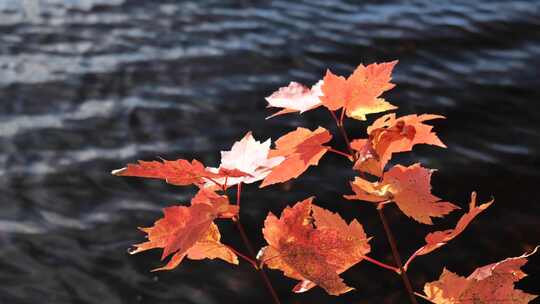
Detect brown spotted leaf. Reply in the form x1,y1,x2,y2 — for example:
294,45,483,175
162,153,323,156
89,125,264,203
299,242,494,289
258,197,371,296
423,247,538,303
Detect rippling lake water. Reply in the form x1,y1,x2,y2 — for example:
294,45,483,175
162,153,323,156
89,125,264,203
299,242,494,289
1,1,539,303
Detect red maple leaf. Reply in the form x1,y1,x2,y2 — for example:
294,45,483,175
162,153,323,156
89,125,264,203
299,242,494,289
129,193,239,271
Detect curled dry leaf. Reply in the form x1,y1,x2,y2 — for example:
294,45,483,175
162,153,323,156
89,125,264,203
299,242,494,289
206,132,284,187
344,163,459,224
129,191,239,271
265,80,324,118
405,192,493,269
258,197,371,296
351,113,446,177
423,246,538,304
260,127,332,187
415,192,492,256
321,61,398,120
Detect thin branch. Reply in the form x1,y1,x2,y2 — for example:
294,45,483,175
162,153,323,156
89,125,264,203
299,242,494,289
377,204,418,304
223,176,229,191
235,220,281,304
233,183,281,304
236,182,242,211
362,255,400,273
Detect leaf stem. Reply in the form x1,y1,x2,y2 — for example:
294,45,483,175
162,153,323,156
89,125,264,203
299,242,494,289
363,255,400,273
225,245,258,269
236,182,242,211
377,204,418,304
327,147,353,160
403,249,421,272
223,176,229,191
329,110,356,160
234,184,281,304
414,292,436,303
204,176,223,188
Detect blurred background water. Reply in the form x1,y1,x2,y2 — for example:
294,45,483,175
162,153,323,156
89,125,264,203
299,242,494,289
1,0,539,303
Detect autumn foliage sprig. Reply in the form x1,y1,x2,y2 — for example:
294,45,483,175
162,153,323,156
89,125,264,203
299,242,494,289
113,61,538,303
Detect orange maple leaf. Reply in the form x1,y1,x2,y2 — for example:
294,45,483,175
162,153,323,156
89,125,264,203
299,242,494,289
351,113,446,177
260,127,332,187
321,61,398,120
265,81,324,118
191,187,239,219
423,247,538,303
258,197,371,296
112,157,254,188
112,159,212,186
345,163,459,224
405,192,493,269
129,194,239,271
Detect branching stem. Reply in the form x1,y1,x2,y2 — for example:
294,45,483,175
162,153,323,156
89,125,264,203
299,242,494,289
329,110,356,160
204,176,223,188
225,245,258,269
234,183,281,304
377,204,418,304
403,249,421,272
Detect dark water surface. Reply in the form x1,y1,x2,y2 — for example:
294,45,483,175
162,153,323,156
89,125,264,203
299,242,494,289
1,0,539,303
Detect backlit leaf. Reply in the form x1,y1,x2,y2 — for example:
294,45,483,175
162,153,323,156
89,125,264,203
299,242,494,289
321,61,398,120
266,80,323,118
352,114,446,177
129,200,238,271
206,132,284,187
260,127,332,187
416,192,493,256
258,197,371,296
112,159,212,186
423,247,538,303
345,164,459,224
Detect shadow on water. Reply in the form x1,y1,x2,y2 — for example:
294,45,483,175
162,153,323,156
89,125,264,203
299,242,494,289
0,0,539,303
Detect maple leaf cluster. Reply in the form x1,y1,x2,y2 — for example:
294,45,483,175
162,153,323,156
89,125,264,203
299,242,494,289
113,61,537,303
